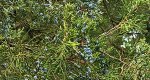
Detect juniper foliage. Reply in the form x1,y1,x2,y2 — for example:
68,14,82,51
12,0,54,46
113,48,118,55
0,0,150,80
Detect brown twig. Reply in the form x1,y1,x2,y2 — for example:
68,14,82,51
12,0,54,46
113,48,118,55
100,50,128,65
97,3,139,39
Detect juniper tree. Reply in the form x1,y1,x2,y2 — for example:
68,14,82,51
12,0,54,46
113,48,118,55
0,0,150,80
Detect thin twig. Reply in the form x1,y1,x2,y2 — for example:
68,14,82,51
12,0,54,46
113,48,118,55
100,50,128,65
97,4,138,39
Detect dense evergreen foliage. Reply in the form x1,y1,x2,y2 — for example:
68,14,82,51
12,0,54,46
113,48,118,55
0,0,150,80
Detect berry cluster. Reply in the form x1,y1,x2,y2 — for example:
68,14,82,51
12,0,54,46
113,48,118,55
98,53,109,74
24,59,48,80
68,67,92,80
